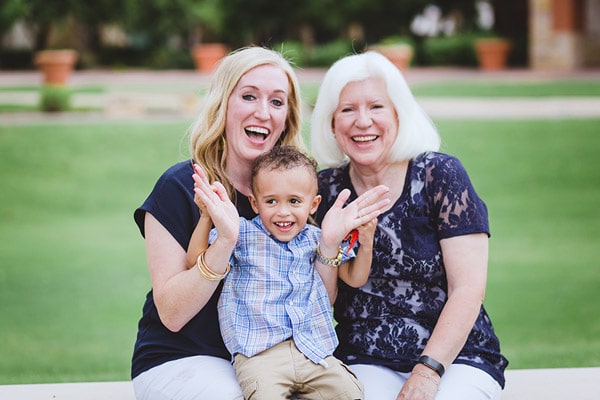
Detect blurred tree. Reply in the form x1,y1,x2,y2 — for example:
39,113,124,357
17,0,75,50
70,0,128,53
1,0,128,51
0,0,29,38
220,0,306,46
121,0,190,48
1,0,497,68
339,0,423,43
120,0,227,49
186,0,226,45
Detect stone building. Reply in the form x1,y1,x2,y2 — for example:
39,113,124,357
529,0,600,69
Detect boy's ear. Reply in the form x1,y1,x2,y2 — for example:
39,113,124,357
249,194,260,214
310,194,322,215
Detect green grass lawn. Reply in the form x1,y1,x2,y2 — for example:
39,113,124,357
0,121,187,384
437,119,600,369
0,118,599,384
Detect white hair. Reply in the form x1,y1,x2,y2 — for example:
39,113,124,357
310,51,441,168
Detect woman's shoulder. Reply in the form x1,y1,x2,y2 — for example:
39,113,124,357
159,160,194,182
134,160,196,242
150,160,195,195
414,151,460,167
412,151,468,178
317,164,349,184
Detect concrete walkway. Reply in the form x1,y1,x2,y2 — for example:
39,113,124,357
0,367,598,399
1,67,600,124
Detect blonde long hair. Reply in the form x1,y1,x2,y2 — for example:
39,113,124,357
189,46,305,199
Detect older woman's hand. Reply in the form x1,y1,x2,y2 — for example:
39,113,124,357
396,367,440,400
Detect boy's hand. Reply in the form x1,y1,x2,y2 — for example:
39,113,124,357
320,185,389,252
192,164,239,244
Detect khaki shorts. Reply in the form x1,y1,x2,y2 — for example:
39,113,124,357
233,340,364,400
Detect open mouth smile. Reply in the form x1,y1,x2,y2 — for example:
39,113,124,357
352,135,378,142
275,221,294,230
245,126,269,141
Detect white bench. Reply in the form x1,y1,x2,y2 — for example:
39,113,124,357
0,380,135,399
0,367,598,399
502,367,599,399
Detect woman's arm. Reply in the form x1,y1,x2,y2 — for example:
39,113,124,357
144,213,225,333
398,232,488,400
423,233,488,366
148,164,240,333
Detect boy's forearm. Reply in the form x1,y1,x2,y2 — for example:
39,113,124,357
314,260,338,305
340,247,372,288
186,214,212,267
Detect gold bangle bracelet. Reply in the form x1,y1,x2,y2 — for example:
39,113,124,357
315,243,343,267
196,250,230,281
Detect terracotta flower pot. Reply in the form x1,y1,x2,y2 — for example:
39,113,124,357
370,44,414,71
192,43,229,73
35,49,78,86
474,38,511,71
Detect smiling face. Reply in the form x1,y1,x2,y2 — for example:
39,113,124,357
332,77,399,168
249,166,321,242
225,64,290,168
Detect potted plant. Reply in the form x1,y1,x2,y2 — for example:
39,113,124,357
369,36,415,71
473,36,510,70
188,0,228,72
472,0,510,70
31,14,79,85
192,43,229,73
35,49,78,85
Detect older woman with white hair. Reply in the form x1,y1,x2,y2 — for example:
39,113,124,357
311,51,508,400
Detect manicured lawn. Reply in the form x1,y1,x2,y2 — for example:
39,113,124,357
437,119,600,369
0,118,598,383
0,121,186,383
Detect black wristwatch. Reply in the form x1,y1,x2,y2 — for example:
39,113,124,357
417,355,445,378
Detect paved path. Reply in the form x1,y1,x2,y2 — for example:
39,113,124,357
1,67,600,124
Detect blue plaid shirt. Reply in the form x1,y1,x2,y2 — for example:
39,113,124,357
211,216,351,365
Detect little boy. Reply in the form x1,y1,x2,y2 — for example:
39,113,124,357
188,146,389,399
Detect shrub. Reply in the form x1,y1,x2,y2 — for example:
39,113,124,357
306,39,355,67
272,41,308,67
149,48,195,70
422,33,481,67
272,39,355,67
39,85,71,112
378,35,416,47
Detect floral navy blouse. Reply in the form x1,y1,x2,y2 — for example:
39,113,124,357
316,152,508,388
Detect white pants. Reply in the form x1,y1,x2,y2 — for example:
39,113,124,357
349,363,502,400
132,355,244,400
